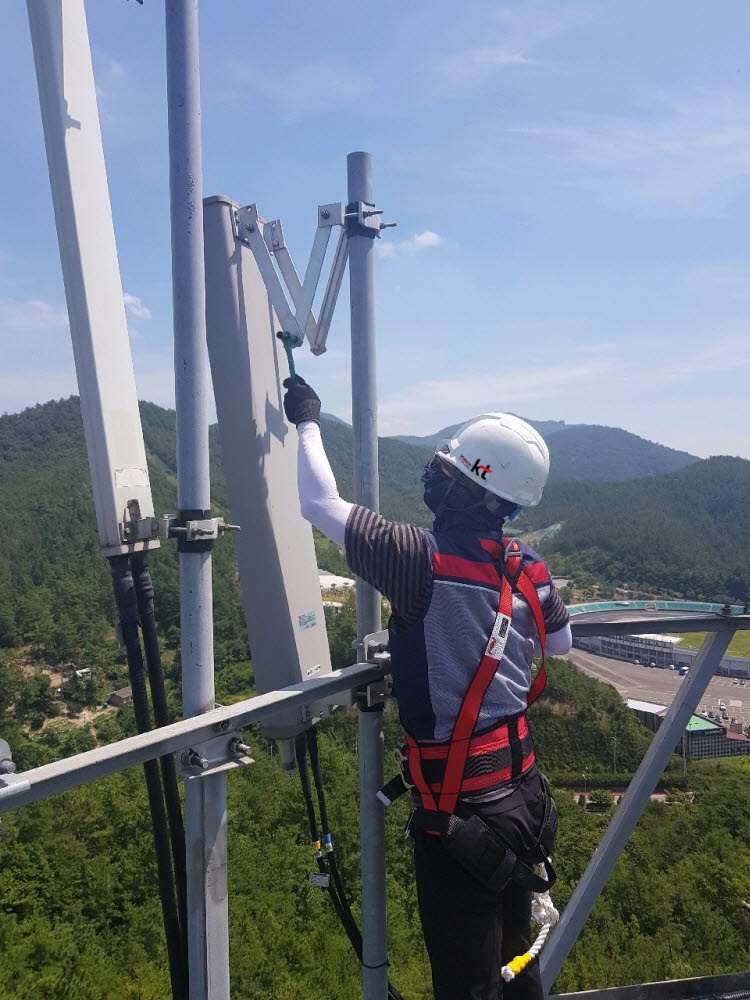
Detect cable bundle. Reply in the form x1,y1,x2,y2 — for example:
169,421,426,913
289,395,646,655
296,729,408,1000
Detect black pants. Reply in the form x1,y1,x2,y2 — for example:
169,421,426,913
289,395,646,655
413,769,546,1000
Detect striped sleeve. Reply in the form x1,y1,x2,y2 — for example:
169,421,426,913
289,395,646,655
541,584,570,634
345,505,432,625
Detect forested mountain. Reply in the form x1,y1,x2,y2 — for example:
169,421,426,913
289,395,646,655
392,419,698,482
0,395,746,668
523,456,750,603
546,425,698,481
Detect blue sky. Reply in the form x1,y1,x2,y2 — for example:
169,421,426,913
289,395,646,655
2,1,750,458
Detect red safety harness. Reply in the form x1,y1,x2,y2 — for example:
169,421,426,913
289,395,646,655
405,537,548,817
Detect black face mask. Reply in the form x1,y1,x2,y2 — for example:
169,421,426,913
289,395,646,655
422,456,474,513
421,455,520,534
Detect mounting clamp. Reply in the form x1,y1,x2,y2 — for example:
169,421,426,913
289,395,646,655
356,631,392,709
178,732,254,780
345,201,395,239
119,499,160,546
0,739,30,806
160,512,240,552
363,629,391,665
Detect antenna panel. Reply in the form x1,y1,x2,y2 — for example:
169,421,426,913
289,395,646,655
203,196,333,738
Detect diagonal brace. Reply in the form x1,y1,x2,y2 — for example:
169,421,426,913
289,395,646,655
540,626,737,994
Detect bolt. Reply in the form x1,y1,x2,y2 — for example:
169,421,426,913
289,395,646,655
245,223,255,232
229,738,252,756
273,239,280,247
0,760,17,775
183,749,209,770
320,209,330,219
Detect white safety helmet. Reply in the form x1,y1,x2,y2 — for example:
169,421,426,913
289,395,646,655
436,413,550,508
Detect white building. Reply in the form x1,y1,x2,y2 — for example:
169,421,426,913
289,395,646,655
318,572,355,590
574,632,750,679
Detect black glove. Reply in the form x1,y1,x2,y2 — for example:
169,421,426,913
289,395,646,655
283,374,321,426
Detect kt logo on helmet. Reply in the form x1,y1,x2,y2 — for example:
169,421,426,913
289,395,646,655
470,458,492,480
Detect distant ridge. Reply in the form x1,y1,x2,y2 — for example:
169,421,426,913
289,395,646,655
0,397,744,610
390,415,566,448
320,412,349,427
390,418,698,483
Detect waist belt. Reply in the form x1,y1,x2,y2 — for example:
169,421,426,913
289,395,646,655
377,715,534,808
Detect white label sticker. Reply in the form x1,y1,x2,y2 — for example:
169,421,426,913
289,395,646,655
485,613,511,660
115,467,149,489
306,663,322,677
298,611,317,631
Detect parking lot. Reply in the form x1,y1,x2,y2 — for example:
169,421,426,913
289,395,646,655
567,649,749,732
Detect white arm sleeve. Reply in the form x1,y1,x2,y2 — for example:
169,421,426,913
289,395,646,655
296,421,353,549
534,623,572,658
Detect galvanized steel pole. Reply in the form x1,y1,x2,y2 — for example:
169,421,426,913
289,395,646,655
165,4,229,998
347,151,388,1000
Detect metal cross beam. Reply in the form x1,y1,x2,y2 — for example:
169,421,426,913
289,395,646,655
0,662,385,815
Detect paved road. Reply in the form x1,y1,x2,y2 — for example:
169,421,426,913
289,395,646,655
567,649,749,729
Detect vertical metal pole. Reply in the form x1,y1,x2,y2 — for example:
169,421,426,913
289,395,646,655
541,627,736,995
348,151,388,1000
165,4,229,999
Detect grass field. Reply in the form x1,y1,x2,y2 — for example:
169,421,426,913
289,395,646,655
673,631,750,657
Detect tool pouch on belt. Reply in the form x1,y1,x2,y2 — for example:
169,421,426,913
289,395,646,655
537,772,558,858
408,772,558,895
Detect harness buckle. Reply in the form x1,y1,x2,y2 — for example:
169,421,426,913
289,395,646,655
503,537,524,586
376,747,415,807
394,747,414,787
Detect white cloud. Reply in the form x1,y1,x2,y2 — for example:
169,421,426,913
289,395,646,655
0,298,68,331
437,48,531,86
682,260,750,301
94,51,126,82
378,230,443,259
434,4,595,89
377,357,614,434
659,332,750,380
123,292,152,321
505,89,750,215
218,60,373,117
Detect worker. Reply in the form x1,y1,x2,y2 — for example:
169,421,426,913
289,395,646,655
283,374,572,1000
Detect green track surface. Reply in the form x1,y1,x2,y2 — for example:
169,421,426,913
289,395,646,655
673,630,750,657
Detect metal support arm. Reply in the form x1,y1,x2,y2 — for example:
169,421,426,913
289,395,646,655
235,201,349,357
0,662,386,815
540,626,737,993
